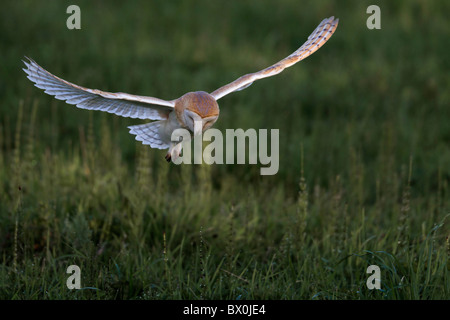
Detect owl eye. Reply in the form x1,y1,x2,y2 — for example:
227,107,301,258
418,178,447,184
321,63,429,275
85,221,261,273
203,119,215,130
185,113,195,127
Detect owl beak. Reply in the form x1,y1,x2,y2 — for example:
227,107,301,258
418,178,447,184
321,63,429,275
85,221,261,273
193,120,203,137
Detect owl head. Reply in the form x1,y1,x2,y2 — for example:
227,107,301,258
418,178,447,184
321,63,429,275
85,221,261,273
176,91,220,136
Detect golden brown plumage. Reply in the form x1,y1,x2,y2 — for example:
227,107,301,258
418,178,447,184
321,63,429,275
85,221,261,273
175,91,219,122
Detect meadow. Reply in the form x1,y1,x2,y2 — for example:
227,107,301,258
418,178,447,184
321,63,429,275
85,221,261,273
0,0,449,299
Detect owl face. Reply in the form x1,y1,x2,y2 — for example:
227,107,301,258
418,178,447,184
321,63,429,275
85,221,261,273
183,109,218,136
176,91,220,136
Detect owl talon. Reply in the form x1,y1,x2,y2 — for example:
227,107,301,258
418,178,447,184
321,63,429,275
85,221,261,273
165,153,171,162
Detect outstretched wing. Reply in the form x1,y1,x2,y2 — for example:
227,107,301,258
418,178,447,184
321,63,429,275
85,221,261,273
210,16,339,100
23,57,175,120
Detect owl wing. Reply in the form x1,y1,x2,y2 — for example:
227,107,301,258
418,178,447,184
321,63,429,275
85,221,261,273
210,16,339,101
23,57,175,120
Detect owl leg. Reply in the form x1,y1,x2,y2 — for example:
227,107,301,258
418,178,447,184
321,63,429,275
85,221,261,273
165,142,182,162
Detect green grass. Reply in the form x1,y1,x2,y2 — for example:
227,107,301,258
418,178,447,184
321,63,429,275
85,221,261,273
0,0,449,299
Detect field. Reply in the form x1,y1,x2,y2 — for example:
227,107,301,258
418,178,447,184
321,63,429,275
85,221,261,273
0,0,449,299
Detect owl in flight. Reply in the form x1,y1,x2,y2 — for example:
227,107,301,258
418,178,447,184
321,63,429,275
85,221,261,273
24,17,338,162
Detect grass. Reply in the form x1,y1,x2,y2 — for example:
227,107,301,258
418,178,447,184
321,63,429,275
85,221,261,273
0,0,449,299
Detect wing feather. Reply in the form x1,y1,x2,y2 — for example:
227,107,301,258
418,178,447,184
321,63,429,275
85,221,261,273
23,57,175,120
210,16,339,100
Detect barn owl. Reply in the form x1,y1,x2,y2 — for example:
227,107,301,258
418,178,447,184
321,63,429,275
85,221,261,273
23,16,338,162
